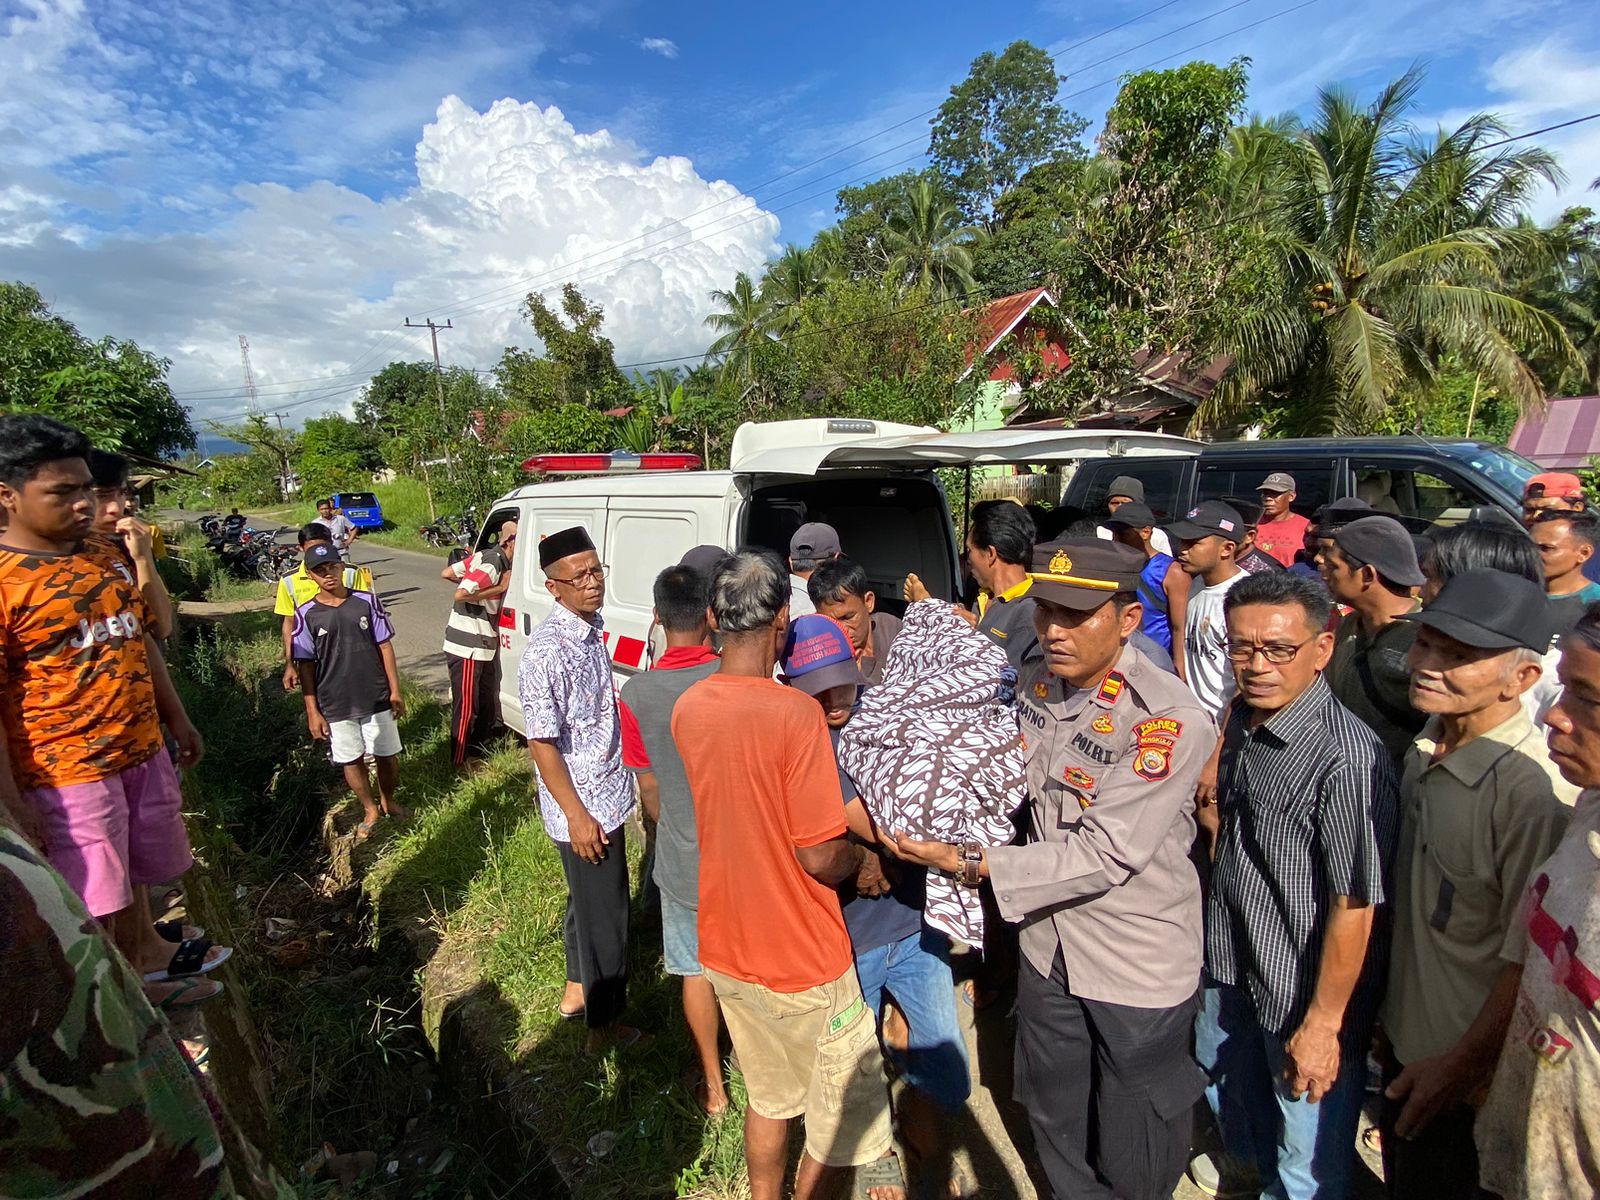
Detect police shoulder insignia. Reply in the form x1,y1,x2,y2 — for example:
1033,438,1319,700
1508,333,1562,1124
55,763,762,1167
1094,671,1124,706
1091,713,1114,734
1049,549,1072,573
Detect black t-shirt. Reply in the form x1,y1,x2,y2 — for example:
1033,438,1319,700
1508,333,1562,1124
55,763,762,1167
290,591,395,721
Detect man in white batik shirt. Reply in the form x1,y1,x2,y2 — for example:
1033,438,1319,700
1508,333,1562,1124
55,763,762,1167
519,524,640,1051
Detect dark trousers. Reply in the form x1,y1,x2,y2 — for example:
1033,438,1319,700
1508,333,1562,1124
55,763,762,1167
447,653,500,765
556,825,630,1030
1380,1059,1492,1200
1016,950,1205,1200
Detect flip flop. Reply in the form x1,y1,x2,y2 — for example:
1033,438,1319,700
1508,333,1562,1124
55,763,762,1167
143,938,233,983
150,976,224,1012
558,1006,586,1022
354,818,379,841
155,920,205,943
383,803,411,821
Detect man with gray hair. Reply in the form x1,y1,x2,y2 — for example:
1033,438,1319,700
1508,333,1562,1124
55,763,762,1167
1379,569,1577,1199
672,547,905,1200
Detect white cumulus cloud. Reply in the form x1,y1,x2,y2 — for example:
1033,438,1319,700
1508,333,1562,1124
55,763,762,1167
639,37,678,59
3,95,780,425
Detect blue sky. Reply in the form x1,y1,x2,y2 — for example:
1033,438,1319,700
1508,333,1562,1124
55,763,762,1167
2,0,1596,424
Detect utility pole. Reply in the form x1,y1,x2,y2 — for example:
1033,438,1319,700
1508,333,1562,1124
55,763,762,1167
404,318,454,420
405,317,455,520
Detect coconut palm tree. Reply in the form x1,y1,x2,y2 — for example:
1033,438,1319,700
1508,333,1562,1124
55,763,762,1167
881,179,985,301
760,244,837,331
703,272,773,383
1205,69,1577,434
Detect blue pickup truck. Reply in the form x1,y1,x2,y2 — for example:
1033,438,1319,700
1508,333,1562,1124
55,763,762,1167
330,491,385,530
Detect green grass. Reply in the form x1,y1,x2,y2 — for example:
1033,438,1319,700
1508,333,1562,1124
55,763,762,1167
271,477,453,557
173,617,750,1197
160,530,276,605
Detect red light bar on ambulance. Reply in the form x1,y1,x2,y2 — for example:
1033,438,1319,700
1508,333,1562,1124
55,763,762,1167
520,451,703,474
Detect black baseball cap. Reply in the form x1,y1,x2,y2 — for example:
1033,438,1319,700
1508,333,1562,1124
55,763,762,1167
1167,501,1245,545
303,542,341,570
1313,497,1373,529
1029,539,1144,610
1331,516,1425,587
1103,501,1157,529
1405,569,1554,652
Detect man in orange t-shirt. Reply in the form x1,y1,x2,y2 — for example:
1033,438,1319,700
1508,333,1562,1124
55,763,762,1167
0,415,223,987
1255,472,1312,568
673,547,905,1200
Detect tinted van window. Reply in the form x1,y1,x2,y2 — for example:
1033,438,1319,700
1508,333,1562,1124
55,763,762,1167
1197,464,1332,518
1077,460,1187,522
1354,464,1482,533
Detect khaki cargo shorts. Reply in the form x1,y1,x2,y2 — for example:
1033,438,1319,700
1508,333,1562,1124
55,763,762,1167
705,965,893,1168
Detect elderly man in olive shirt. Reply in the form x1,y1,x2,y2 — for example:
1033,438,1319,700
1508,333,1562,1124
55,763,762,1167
1380,570,1577,1200
890,539,1213,1200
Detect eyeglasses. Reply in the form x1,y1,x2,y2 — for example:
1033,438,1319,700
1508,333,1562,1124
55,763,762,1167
548,564,608,586
1225,637,1315,664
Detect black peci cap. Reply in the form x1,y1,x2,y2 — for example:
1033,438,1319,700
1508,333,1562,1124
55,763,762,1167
1405,568,1555,652
538,525,596,569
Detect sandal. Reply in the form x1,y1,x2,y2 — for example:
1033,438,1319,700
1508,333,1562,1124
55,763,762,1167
354,818,379,841
383,802,411,821
155,920,204,943
143,938,233,983
558,1005,586,1022
149,976,224,1012
855,1152,907,1199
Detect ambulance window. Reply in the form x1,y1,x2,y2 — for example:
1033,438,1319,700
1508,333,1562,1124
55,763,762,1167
608,514,698,608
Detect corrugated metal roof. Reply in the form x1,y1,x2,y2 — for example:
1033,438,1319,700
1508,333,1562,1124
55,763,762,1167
1508,395,1600,469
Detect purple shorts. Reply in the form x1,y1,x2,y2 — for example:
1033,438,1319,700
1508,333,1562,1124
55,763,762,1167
24,753,193,919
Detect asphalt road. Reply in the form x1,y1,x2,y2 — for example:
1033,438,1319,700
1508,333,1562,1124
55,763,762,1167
346,539,454,697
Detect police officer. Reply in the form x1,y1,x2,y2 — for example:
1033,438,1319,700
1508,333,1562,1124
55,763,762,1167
887,539,1214,1200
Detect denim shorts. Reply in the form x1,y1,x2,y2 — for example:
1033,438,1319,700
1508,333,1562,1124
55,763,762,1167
660,890,702,977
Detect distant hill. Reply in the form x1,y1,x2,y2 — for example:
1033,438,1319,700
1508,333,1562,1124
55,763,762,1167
193,434,251,458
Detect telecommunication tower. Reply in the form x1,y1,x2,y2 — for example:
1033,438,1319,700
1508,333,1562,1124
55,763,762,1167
238,334,260,415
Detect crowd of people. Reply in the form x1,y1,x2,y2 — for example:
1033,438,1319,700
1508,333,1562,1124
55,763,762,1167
5,404,1600,1200
512,468,1600,1200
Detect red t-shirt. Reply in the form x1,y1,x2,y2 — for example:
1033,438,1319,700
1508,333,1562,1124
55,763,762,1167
672,674,852,992
619,645,719,768
1255,512,1311,567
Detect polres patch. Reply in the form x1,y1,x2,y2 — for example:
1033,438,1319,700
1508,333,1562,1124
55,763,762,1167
1133,745,1172,781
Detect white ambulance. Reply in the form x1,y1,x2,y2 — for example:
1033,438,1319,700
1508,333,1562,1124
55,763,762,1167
478,418,1201,732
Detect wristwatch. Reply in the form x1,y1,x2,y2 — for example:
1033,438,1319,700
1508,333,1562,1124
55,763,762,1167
957,840,984,888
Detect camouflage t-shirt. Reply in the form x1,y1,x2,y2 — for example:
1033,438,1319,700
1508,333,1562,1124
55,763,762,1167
0,535,164,789
0,828,234,1199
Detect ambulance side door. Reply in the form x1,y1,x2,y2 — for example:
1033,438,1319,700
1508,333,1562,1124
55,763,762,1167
601,500,706,687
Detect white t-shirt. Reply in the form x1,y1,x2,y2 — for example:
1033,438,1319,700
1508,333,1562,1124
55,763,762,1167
1183,569,1244,719
789,573,816,617
1098,524,1172,557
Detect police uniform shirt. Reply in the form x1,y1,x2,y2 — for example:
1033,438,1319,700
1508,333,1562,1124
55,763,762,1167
977,578,1039,671
986,643,1215,1007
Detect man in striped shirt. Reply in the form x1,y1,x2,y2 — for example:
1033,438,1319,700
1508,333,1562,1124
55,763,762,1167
1200,570,1398,1199
440,520,516,767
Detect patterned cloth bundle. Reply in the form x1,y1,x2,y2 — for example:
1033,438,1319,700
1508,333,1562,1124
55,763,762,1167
836,600,1026,948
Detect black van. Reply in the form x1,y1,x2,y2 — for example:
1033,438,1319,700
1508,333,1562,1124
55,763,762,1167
1062,437,1545,534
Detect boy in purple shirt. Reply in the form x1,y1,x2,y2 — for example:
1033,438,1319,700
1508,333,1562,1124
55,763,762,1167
292,543,407,837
